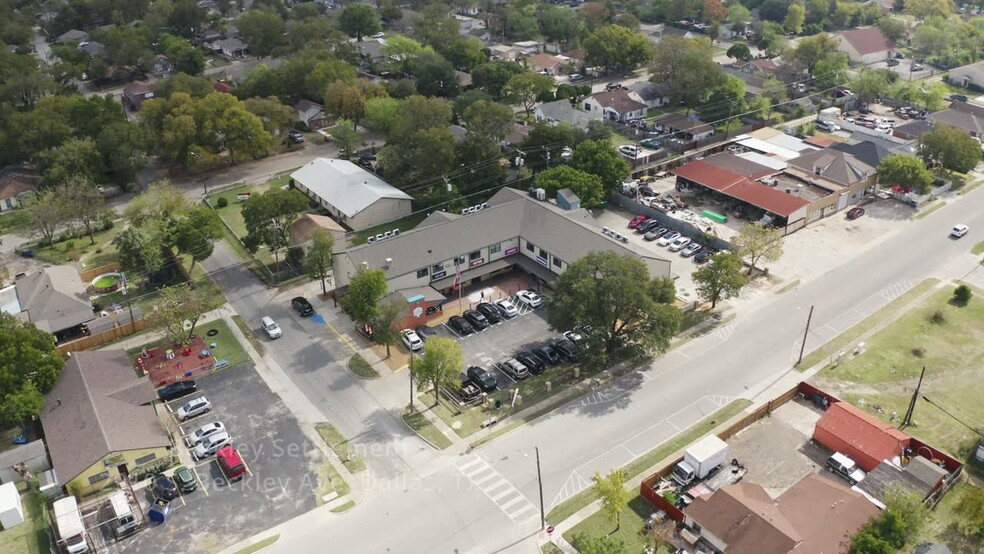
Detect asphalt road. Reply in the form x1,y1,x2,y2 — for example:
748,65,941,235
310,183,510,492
258,187,984,554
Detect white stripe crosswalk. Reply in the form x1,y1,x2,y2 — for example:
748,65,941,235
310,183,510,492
456,455,538,524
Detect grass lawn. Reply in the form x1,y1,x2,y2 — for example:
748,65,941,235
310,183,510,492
563,494,673,554
233,534,279,554
314,459,349,505
972,240,984,255
0,490,50,554
208,184,261,240
0,209,31,235
798,278,939,370
916,200,945,219
233,314,264,356
351,211,430,246
814,284,984,457
330,500,355,513
127,319,250,369
33,221,122,267
608,130,637,147
347,353,379,378
919,479,984,553
315,423,367,473
402,411,453,449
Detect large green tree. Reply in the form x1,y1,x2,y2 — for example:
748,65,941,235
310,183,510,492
59,175,107,245
113,226,166,276
412,335,463,406
241,188,310,264
237,10,286,57
339,4,381,41
584,24,653,74
547,251,681,366
919,124,982,173
692,252,746,308
24,189,68,246
472,60,525,99
732,223,784,275
0,314,65,426
534,166,605,207
175,206,223,271
505,72,554,117
148,283,224,344
651,36,725,109
372,300,405,358
462,100,514,144
304,229,335,294
344,267,388,326
569,140,630,197
877,154,934,194
698,76,747,124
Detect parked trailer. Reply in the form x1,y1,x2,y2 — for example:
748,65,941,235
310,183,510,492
53,496,89,553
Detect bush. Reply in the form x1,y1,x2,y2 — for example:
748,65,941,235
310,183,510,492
930,309,945,324
293,121,309,132
216,196,228,208
911,347,925,357
953,284,972,305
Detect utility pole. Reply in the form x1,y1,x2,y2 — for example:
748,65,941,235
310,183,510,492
901,366,926,429
796,305,814,365
535,446,545,531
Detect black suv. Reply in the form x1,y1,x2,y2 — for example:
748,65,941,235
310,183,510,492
151,474,179,500
466,366,497,392
551,338,580,362
157,380,197,402
448,316,474,336
532,344,561,365
291,296,314,316
516,351,546,374
463,309,489,330
476,302,503,324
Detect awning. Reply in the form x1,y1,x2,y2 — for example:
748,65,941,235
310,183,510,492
431,258,513,289
508,254,558,283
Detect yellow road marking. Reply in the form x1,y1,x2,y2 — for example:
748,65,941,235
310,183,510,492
324,320,359,353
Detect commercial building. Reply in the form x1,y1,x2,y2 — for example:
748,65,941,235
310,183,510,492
291,158,413,231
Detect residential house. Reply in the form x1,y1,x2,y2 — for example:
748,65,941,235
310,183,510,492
151,54,173,76
659,114,715,141
200,28,224,43
40,351,170,496
583,89,647,122
927,100,984,138
735,58,779,77
836,27,894,65
627,82,670,108
528,53,563,75
290,158,413,231
829,140,893,170
892,119,934,141
535,99,602,129
122,81,155,111
946,60,984,90
652,24,697,41
294,99,333,130
2,266,94,342
56,29,89,44
214,37,248,58
78,41,105,57
453,14,485,36
0,166,39,213
355,39,387,68
561,49,587,71
290,213,346,248
455,70,473,88
489,44,523,61
512,41,540,55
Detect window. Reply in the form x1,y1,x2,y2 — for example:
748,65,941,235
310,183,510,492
469,251,481,261
490,243,501,254
417,268,428,279
135,453,157,466
456,256,466,266
526,242,535,252
553,257,562,268
431,264,443,273
540,248,549,257
88,471,110,485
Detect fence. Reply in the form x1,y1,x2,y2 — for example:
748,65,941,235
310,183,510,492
79,263,122,283
57,319,152,356
609,194,731,252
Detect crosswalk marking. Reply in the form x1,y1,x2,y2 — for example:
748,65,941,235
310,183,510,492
456,455,538,523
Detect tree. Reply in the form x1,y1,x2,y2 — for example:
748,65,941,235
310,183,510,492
148,283,224,344
878,17,909,42
919,124,982,173
175,206,223,271
24,189,67,246
344,267,388,325
732,223,784,274
849,68,892,105
124,180,190,239
472,60,525,99
569,139,630,196
40,137,103,187
365,97,403,136
584,25,653,74
727,4,751,31
505,72,554,117
790,33,842,73
339,4,381,41
331,119,362,158
570,534,629,554
113,226,166,276
592,469,629,532
519,122,584,169
877,154,934,194
413,336,463,406
784,3,805,34
410,51,460,97
547,251,681,366
462,100,514,144
651,36,725,109
754,21,786,57
703,0,728,23
849,529,894,554
325,80,367,129
244,96,294,137
373,300,405,358
0,313,64,426
304,229,335,294
242,188,310,264
877,486,931,547
534,166,605,207
237,10,286,57
97,122,148,186
904,0,953,18
698,76,747,124
540,6,584,45
59,176,106,245
692,252,746,308
726,43,752,62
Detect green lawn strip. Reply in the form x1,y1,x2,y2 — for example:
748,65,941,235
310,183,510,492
959,179,984,195
816,286,984,456
916,201,945,219
347,353,380,379
233,535,280,554
232,314,265,356
330,500,356,513
0,491,50,554
546,399,751,524
351,211,430,245
402,411,453,449
315,423,367,473
0,209,31,234
797,277,939,371
540,542,565,554
564,494,675,554
127,319,249,369
315,459,350,503
972,240,984,255
919,480,981,551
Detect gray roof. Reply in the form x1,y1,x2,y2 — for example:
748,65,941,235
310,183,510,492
927,109,984,135
912,543,953,554
893,119,933,138
903,455,948,490
948,60,984,84
78,41,104,56
830,140,892,169
355,39,386,60
57,29,88,43
536,99,601,129
40,351,168,484
628,81,669,102
787,148,875,186
416,210,462,229
215,37,247,52
0,439,46,472
291,158,412,218
14,266,93,334
388,286,446,303
340,187,670,281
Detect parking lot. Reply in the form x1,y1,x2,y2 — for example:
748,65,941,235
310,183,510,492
109,366,321,554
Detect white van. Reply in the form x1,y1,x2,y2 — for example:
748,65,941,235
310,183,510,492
260,316,282,339
109,491,137,539
53,496,89,553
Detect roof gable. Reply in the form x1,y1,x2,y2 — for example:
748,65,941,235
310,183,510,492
586,89,647,114
291,158,413,218
839,27,894,56
815,402,909,469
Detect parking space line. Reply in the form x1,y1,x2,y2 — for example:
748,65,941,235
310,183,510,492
444,323,462,339
191,466,209,497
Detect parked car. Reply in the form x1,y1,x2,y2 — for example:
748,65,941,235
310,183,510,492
516,351,546,374
176,396,211,421
951,94,969,102
951,224,970,238
158,380,197,402
605,82,621,90
216,445,247,482
846,207,865,220
816,120,840,132
563,329,583,345
645,227,669,241
618,145,640,158
287,129,304,143
550,338,580,362
640,138,662,149
495,299,519,318
911,63,925,71
680,243,702,257
886,58,899,67
185,422,226,447
532,344,561,365
463,309,490,330
151,474,179,500
291,296,314,316
260,316,282,339
515,290,543,308
173,466,197,493
657,231,682,246
466,366,497,392
192,431,232,460
826,452,866,485
476,302,503,323
568,73,584,82
628,214,649,228
447,316,475,335
498,359,530,380
668,236,692,252
636,220,659,234
401,329,423,351
694,249,714,264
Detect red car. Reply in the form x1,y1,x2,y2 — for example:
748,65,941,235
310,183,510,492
217,445,248,482
628,215,649,228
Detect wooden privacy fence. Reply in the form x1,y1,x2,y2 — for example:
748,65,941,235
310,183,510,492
57,319,151,356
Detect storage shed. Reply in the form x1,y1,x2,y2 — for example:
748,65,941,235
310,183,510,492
556,188,581,210
813,402,910,472
0,481,24,529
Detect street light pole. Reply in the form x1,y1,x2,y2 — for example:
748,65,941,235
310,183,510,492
536,446,545,531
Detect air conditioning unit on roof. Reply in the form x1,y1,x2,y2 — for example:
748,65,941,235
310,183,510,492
367,236,377,244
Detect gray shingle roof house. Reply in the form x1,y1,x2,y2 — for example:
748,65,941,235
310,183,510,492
787,148,876,187
57,29,89,44
946,60,984,89
535,99,602,129
291,158,413,231
627,82,670,108
7,266,93,338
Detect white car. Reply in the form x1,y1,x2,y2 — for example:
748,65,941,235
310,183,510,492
192,431,231,460
260,316,282,339
401,329,423,351
176,396,211,421
618,145,640,158
657,231,682,246
185,422,226,447
515,290,543,308
668,236,692,252
817,120,840,132
951,224,969,238
495,299,519,318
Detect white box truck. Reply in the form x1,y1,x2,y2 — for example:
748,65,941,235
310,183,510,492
53,496,89,553
672,435,729,486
